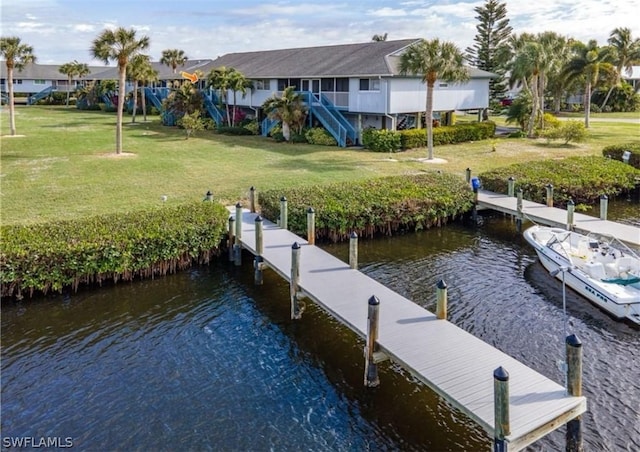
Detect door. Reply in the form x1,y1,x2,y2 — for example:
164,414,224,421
302,79,321,98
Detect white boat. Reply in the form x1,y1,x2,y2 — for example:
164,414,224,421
523,225,640,326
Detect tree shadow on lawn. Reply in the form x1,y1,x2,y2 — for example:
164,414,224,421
133,127,346,156
266,157,359,173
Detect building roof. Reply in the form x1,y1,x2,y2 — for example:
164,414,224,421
87,59,214,81
0,62,106,80
209,39,418,78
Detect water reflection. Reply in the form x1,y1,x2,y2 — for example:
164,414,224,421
1,201,639,451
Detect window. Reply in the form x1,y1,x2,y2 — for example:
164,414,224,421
15,79,22,84
321,78,335,91
359,78,380,91
439,82,449,88
34,79,46,84
277,79,288,91
335,78,349,92
254,79,271,90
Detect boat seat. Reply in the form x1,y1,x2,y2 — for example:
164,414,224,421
584,262,606,280
617,256,635,274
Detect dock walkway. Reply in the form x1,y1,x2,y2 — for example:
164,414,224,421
230,207,587,451
477,189,640,246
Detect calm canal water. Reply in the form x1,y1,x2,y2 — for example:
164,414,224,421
2,200,639,451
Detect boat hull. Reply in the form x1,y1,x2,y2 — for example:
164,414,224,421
524,226,640,325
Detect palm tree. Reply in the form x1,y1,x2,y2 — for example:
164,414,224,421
206,66,235,126
160,49,188,73
372,33,388,42
59,60,90,107
137,63,159,122
262,86,307,142
399,39,469,160
127,54,155,123
228,69,252,126
562,40,615,128
91,27,150,154
0,36,36,136
601,28,640,109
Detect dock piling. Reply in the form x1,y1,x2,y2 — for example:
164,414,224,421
566,199,575,231
364,295,381,387
234,203,243,266
436,280,448,320
290,242,303,319
280,196,288,230
599,195,608,221
507,177,515,197
254,216,264,285
307,207,315,245
249,186,257,213
566,334,583,452
546,184,554,207
493,366,510,452
228,216,235,262
465,168,471,185
516,189,523,232
204,190,213,202
349,232,358,269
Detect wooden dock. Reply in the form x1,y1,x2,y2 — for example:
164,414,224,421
477,189,640,246
229,207,587,451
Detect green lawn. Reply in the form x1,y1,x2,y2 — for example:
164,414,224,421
1,105,639,225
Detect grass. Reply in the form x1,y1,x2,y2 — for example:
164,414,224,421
1,105,639,226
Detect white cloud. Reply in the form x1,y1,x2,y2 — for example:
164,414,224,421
368,7,408,17
72,24,95,33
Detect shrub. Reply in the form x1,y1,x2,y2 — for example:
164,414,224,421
203,118,217,130
243,120,260,135
362,128,402,152
258,173,474,242
602,143,640,169
399,122,496,149
177,111,205,139
305,127,337,146
479,156,640,207
0,202,229,299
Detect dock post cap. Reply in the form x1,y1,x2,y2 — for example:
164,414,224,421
493,366,509,381
292,242,300,250
509,176,514,181
280,196,287,201
368,295,380,306
567,199,575,206
250,186,255,191
600,194,608,200
546,183,552,188
255,215,263,222
235,202,242,208
566,334,582,347
307,207,314,213
350,231,358,239
228,215,234,221
437,279,447,289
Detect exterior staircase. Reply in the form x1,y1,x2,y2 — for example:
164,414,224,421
300,91,356,147
27,86,56,105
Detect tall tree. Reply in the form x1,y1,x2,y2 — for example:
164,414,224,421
127,54,154,123
399,39,469,160
0,36,36,136
465,0,513,104
601,28,640,109
262,86,307,142
562,39,615,128
206,66,236,126
59,60,89,107
372,33,388,42
160,49,188,73
228,70,252,126
91,27,150,154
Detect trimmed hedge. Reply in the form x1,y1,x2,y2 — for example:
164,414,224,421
362,128,402,152
478,156,640,207
602,143,640,169
400,122,496,149
0,202,229,299
258,173,474,242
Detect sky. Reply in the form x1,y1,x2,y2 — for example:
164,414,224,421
1,0,639,66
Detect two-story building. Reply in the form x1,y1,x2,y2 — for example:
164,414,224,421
208,38,494,145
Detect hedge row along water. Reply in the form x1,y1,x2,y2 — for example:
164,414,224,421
478,156,640,207
602,143,640,169
258,172,475,242
0,202,229,299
